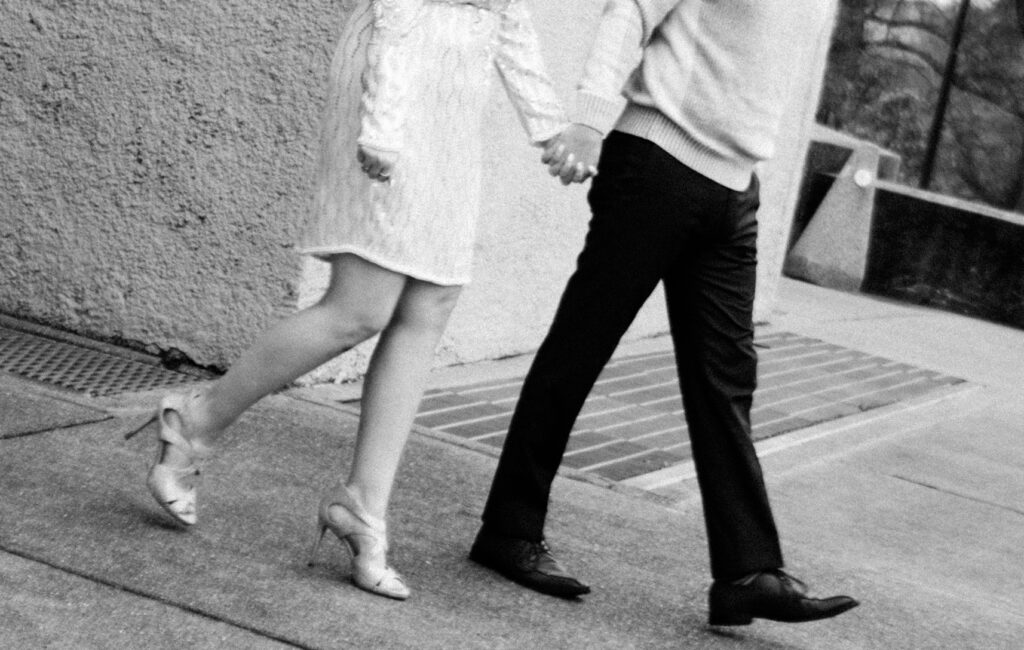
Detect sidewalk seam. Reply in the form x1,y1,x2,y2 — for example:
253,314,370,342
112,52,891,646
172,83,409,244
1,414,113,440
0,543,313,650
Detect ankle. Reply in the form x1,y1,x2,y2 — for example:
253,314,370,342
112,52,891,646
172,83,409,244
343,482,387,522
160,440,195,469
157,391,218,464
179,392,222,452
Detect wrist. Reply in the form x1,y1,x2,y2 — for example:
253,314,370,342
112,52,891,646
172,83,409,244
572,123,603,137
571,92,621,136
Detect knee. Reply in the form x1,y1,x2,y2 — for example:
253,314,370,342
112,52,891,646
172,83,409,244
318,302,393,346
390,286,461,334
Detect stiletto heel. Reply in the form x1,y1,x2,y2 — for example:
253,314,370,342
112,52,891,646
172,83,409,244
127,390,210,527
309,485,410,600
308,524,329,566
124,414,157,441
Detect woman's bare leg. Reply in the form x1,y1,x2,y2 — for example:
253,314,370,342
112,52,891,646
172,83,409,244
162,254,407,465
344,278,462,519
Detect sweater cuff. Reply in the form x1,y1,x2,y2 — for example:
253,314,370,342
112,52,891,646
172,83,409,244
572,92,624,136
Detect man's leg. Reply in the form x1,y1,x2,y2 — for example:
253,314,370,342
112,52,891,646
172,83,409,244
664,174,858,624
473,133,687,594
662,175,783,581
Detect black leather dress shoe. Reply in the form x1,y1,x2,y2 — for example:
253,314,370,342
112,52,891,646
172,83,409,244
708,569,859,625
469,529,591,599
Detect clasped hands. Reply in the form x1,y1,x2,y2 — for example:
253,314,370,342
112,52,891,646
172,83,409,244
542,123,602,186
357,145,397,184
356,122,601,186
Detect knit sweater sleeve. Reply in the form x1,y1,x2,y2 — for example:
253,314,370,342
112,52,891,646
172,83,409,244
572,1,639,134
573,0,686,134
494,0,570,145
357,0,425,154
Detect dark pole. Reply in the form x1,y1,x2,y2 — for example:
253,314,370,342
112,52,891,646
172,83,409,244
919,0,972,190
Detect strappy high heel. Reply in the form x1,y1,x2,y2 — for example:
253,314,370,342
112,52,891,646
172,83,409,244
307,485,410,600
125,391,211,526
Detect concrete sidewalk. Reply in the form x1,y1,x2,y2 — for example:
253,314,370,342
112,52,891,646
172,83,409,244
2,278,1023,649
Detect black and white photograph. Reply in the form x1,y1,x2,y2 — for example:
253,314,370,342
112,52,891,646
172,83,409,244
1,1,1022,648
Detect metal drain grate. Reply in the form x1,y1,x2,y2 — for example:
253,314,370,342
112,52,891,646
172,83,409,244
0,326,204,396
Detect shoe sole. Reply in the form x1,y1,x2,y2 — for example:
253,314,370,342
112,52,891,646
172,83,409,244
469,549,590,599
708,599,859,626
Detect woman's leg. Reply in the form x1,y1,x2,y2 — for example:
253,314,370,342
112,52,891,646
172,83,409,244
344,277,462,519
164,254,407,463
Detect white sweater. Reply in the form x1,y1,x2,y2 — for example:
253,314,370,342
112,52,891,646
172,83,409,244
574,0,837,191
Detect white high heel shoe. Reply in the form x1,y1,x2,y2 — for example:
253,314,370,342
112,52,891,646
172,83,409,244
308,485,410,600
125,391,211,526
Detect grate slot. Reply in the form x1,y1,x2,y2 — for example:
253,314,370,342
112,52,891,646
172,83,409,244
0,326,203,396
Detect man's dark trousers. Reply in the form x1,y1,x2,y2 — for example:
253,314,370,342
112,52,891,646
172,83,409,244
481,131,784,580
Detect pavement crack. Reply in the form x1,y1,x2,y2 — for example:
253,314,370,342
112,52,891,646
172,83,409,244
890,474,1024,517
0,414,113,440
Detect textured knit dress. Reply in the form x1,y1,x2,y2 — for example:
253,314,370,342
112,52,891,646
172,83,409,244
298,0,568,285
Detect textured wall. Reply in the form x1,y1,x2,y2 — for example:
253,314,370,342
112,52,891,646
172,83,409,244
1,0,833,381
0,0,333,365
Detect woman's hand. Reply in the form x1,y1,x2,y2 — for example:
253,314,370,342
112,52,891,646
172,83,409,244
357,145,398,183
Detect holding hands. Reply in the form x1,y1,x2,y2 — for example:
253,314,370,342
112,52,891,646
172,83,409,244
359,125,601,186
542,123,602,185
358,145,397,183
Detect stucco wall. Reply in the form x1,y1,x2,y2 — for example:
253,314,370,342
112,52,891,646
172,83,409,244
0,0,332,366
1,1,834,381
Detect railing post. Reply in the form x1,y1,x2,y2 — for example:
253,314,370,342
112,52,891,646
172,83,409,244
919,0,972,190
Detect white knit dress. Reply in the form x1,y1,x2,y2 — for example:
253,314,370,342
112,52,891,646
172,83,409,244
298,0,568,285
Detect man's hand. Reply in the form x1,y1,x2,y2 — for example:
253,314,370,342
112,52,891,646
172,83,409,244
357,145,397,183
541,124,602,185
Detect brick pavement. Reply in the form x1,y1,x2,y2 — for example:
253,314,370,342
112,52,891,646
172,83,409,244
414,331,965,483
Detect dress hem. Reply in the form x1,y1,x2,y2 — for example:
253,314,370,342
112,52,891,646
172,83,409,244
295,244,470,287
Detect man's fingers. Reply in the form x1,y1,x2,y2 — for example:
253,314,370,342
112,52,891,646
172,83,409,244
558,153,579,184
356,146,397,182
570,161,586,184
576,163,599,183
548,153,570,177
541,141,560,164
543,142,567,166
549,153,571,180
544,133,600,183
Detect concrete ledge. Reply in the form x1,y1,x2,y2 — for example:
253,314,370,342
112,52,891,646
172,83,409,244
784,131,900,291
786,130,1024,330
863,182,1024,329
